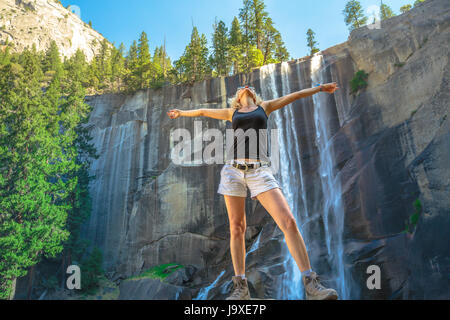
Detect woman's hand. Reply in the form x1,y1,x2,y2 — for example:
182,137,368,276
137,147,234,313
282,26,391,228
167,109,181,119
321,82,340,93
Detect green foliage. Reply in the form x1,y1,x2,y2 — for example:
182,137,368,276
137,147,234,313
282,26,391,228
210,20,231,77
414,0,426,7
28,0,292,90
175,27,212,84
42,40,64,82
40,275,58,291
0,47,68,299
306,28,320,56
129,263,184,281
135,31,154,90
0,42,98,299
80,247,103,294
236,0,288,71
343,0,368,31
350,70,369,94
152,44,171,82
124,40,139,89
0,1,342,296
248,45,264,69
228,17,244,75
380,3,396,20
400,4,412,13
404,199,422,234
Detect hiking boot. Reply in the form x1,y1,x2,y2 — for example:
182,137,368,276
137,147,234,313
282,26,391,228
226,276,251,300
302,271,338,300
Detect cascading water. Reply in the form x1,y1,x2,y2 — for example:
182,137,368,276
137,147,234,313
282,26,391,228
193,270,226,300
259,56,350,299
260,63,307,299
310,53,349,299
193,231,263,300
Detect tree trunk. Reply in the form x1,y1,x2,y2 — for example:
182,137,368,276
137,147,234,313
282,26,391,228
27,265,35,300
8,278,16,300
60,251,66,289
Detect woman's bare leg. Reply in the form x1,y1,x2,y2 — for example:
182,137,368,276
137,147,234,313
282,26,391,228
223,195,247,276
256,188,311,272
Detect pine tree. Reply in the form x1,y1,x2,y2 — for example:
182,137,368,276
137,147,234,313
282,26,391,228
251,0,269,52
238,0,289,70
125,40,139,91
259,17,282,64
380,1,396,20
42,40,64,83
343,0,368,31
80,247,103,294
152,44,173,87
0,47,73,299
64,49,88,87
0,42,11,66
59,65,99,282
172,55,187,84
181,26,211,83
87,55,100,91
211,19,231,76
248,44,264,70
136,31,153,89
239,0,253,73
97,39,112,89
272,31,289,62
110,43,126,91
229,17,244,75
306,28,320,56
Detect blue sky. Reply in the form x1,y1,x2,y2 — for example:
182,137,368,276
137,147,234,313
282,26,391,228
61,0,415,62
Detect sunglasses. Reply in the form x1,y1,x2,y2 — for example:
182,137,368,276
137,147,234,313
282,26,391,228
237,85,255,91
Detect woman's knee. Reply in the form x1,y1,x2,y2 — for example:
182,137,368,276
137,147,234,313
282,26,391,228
230,221,246,237
279,214,298,233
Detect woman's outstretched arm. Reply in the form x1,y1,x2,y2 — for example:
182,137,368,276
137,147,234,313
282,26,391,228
167,108,233,122
263,82,339,116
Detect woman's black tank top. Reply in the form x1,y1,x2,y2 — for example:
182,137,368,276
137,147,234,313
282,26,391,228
228,105,269,161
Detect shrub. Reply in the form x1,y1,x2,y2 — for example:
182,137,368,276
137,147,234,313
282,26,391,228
129,263,184,281
40,275,58,292
350,70,369,94
80,247,104,294
404,199,422,234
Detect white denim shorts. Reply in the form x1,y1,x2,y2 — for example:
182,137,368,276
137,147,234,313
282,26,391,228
217,163,282,200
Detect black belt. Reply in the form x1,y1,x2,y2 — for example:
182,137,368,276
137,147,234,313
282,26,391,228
231,162,267,171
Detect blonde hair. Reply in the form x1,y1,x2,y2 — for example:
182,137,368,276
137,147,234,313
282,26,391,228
227,87,264,110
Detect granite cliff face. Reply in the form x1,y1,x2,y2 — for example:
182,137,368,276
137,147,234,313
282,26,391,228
14,0,446,300
0,0,105,60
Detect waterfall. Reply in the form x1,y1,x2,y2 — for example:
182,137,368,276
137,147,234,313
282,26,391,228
246,230,262,256
193,270,226,300
259,57,350,299
310,53,349,299
260,63,306,299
